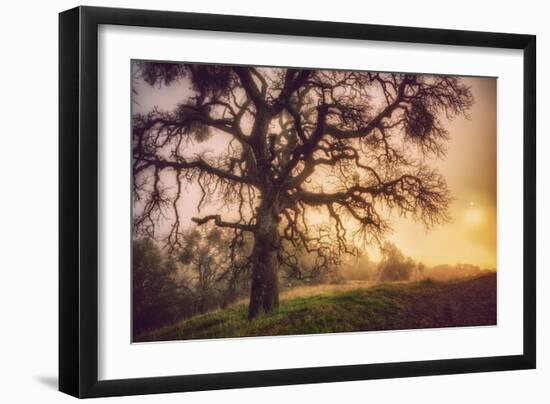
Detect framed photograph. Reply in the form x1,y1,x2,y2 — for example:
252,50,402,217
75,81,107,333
59,6,536,398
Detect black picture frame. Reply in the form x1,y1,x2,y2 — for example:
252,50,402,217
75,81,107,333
59,5,536,398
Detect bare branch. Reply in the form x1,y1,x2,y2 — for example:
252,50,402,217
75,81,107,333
192,215,256,232
141,157,258,186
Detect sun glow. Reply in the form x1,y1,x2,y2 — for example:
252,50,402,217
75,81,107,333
464,202,485,226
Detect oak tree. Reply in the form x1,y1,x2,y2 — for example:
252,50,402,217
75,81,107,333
132,63,473,319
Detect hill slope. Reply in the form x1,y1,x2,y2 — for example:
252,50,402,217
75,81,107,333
136,273,496,342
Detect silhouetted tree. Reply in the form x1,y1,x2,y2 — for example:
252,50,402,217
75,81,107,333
133,63,473,318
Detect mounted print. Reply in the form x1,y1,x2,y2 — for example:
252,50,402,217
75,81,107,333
59,6,536,399
131,61,497,342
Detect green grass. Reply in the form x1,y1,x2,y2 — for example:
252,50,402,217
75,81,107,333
136,273,496,342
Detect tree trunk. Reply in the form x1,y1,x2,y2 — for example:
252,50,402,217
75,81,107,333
248,207,280,319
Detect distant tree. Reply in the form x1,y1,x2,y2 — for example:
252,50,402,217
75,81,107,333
178,226,250,312
340,253,377,281
376,242,420,282
133,63,473,318
132,238,190,335
423,263,489,282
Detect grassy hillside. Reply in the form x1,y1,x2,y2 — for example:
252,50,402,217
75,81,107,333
136,273,496,342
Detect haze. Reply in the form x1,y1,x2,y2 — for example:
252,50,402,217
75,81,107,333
132,70,497,269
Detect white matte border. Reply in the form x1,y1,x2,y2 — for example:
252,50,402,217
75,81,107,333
98,25,524,381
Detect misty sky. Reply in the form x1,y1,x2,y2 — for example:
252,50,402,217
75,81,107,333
390,77,496,268
133,66,497,269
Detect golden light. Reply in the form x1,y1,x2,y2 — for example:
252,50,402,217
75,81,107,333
464,202,484,226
